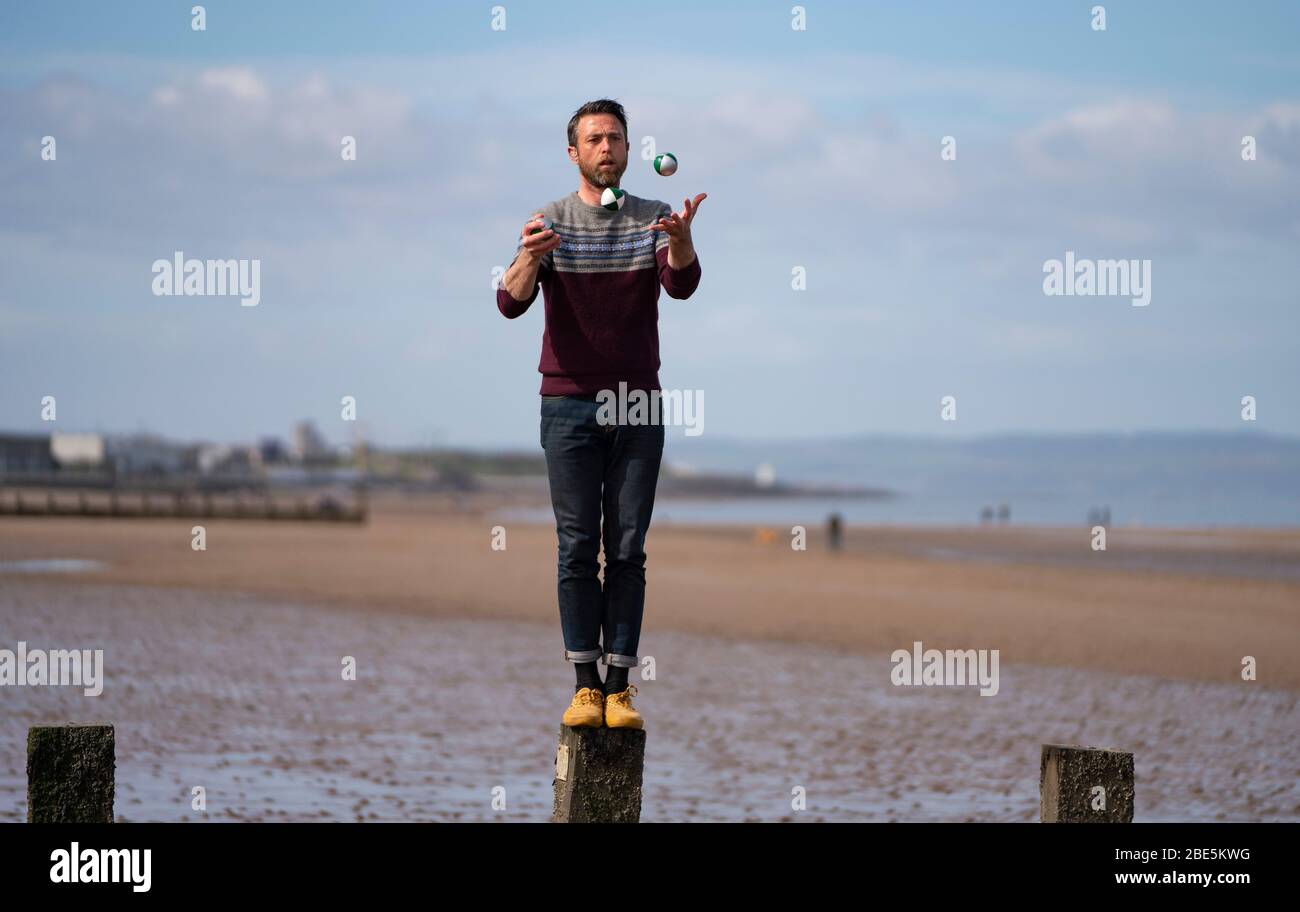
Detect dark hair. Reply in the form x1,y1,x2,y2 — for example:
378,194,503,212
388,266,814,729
567,99,629,148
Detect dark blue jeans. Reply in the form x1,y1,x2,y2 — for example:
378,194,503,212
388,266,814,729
540,394,664,669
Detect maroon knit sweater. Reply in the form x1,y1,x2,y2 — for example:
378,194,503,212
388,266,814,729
497,190,702,395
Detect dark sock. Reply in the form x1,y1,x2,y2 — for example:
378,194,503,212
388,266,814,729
603,665,629,696
575,661,602,693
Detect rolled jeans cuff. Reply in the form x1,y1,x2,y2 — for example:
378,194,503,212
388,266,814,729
564,647,603,663
601,652,638,669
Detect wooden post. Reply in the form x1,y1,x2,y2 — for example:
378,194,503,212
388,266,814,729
27,724,116,823
1040,743,1134,823
552,726,645,823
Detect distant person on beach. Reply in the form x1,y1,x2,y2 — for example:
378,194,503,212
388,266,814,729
827,512,843,551
495,99,706,731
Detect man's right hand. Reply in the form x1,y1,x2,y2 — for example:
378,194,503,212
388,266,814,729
518,212,562,262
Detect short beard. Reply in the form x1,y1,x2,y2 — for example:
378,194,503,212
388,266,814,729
582,159,623,189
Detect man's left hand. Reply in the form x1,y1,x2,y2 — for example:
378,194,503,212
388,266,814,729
646,193,706,268
646,192,707,237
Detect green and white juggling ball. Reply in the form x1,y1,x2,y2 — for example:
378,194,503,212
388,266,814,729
527,215,554,235
600,187,626,211
653,152,678,176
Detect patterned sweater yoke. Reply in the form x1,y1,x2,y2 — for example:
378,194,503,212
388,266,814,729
529,191,672,273
496,189,703,397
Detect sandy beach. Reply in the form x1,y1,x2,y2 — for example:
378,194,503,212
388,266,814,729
1,494,1297,822
2,491,1298,688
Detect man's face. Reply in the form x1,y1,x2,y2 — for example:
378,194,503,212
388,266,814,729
571,113,629,189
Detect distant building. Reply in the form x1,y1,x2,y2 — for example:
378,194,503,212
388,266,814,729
50,431,107,468
290,421,331,464
0,433,56,474
105,433,190,477
196,443,260,477
755,462,777,489
179,443,203,472
259,437,288,465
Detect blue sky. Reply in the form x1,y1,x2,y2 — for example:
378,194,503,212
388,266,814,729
2,1,1298,448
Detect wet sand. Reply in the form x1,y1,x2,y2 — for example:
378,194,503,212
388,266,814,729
2,579,1295,822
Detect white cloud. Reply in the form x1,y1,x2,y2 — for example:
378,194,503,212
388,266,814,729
197,66,270,102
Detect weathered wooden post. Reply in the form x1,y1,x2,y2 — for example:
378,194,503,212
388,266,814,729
552,727,645,823
27,723,116,823
1040,743,1134,823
